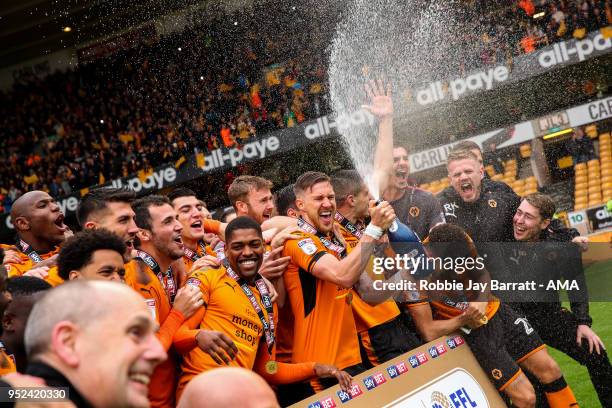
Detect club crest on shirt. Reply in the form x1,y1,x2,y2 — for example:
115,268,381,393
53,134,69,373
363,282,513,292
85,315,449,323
186,277,201,287
409,206,420,217
297,238,317,255
488,199,497,208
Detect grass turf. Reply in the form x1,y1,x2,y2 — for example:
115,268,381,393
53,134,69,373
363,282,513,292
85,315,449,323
548,260,612,408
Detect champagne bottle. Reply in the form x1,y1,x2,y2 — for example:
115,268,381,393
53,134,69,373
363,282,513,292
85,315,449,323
377,201,431,277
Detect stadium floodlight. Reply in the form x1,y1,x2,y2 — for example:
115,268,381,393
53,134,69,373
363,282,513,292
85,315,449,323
533,12,545,19
63,26,72,32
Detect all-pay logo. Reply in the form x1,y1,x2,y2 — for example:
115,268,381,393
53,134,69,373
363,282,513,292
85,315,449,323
304,110,375,140
538,32,612,68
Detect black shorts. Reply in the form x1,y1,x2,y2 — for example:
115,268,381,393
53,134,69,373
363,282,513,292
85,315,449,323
465,303,545,391
358,315,422,368
275,363,367,407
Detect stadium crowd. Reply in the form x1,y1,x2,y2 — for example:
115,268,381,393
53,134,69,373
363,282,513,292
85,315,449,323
1,0,611,214
0,81,610,408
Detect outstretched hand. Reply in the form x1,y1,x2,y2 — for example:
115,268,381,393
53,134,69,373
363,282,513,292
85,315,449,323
362,79,393,119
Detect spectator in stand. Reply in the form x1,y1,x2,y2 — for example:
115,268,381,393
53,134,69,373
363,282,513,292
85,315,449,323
1,1,610,211
568,127,596,164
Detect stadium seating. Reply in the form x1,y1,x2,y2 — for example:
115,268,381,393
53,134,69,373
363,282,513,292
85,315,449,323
1,0,610,213
573,130,612,210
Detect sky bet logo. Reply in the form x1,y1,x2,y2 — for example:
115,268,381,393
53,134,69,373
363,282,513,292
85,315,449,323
428,343,448,358
363,372,386,390
430,387,478,408
337,384,363,403
387,361,409,379
308,396,336,408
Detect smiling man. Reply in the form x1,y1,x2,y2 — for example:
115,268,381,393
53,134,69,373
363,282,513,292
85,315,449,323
24,281,167,408
228,176,275,224
125,195,204,408
167,188,226,272
509,193,612,406
278,171,396,404
5,191,69,286
57,229,126,282
77,187,140,256
175,216,350,401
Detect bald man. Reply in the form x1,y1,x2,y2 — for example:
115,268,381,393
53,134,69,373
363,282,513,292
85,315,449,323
2,191,68,286
178,367,279,408
24,281,167,408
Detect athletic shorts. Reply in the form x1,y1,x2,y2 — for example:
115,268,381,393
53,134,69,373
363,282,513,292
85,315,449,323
358,316,422,368
465,302,544,391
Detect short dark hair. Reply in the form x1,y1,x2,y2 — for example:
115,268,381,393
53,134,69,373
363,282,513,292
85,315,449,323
132,195,171,231
523,193,556,220
331,170,364,203
221,208,236,223
228,176,273,206
7,276,51,297
275,184,297,216
225,216,263,243
57,229,126,280
167,187,197,204
426,224,477,260
294,171,330,196
77,187,136,227
451,140,481,154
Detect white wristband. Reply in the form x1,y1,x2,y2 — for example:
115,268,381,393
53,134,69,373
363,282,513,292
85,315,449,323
364,224,384,240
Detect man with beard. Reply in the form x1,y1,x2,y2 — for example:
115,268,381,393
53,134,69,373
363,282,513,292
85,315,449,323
509,193,612,406
361,80,444,242
77,187,140,256
439,149,519,242
439,143,581,243
410,224,578,408
1,276,51,373
167,188,226,272
228,176,275,224
125,195,204,408
175,217,351,401
24,281,167,408
382,145,445,241
57,229,127,282
4,191,69,286
331,170,421,367
278,171,395,404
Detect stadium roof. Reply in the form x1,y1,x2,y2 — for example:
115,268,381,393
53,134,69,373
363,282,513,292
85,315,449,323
0,0,204,69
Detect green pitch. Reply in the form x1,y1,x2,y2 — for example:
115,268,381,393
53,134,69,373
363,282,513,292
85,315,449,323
549,260,612,408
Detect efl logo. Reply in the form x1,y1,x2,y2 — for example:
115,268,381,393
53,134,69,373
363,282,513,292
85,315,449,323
431,387,479,408
308,396,336,408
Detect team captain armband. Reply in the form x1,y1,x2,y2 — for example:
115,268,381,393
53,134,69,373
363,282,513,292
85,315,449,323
202,219,222,234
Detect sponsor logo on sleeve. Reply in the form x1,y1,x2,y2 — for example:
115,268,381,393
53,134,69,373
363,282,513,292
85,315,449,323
298,238,318,255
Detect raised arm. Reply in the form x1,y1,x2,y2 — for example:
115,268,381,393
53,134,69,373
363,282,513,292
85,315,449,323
362,79,394,198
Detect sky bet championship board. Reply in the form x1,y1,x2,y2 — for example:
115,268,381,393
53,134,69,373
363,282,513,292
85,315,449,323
290,334,507,408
